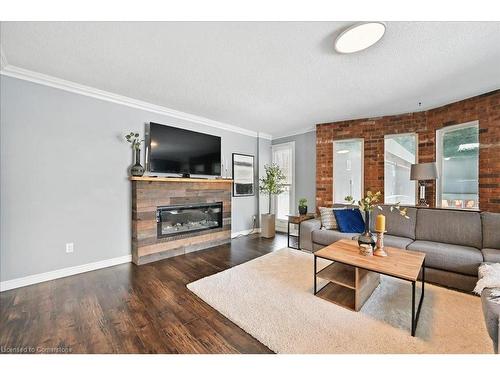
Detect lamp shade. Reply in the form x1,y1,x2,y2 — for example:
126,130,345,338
410,162,438,181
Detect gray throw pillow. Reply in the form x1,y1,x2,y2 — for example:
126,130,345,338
319,207,337,230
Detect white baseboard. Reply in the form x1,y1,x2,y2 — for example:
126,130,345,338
1,230,264,291
231,228,261,238
0,255,132,292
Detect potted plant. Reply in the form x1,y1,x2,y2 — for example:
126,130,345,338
125,131,145,177
298,198,308,215
259,163,286,238
345,191,408,248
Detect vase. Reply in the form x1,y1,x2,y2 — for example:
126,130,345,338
261,213,276,238
357,210,376,249
298,205,307,215
130,148,145,177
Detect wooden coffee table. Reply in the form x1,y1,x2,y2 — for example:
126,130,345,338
314,239,426,336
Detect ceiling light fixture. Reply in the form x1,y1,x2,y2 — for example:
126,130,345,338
334,22,386,54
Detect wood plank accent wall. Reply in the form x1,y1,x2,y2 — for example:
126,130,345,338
131,178,232,265
316,89,500,213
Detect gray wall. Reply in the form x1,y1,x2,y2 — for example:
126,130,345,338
0,76,259,281
272,130,316,212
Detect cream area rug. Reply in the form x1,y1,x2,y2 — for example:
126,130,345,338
187,248,494,354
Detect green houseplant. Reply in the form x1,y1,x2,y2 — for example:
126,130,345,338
298,198,308,215
259,163,286,238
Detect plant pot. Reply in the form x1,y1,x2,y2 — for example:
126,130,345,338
298,205,307,215
260,213,276,238
357,210,376,249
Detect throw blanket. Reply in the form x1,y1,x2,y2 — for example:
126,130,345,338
474,263,500,297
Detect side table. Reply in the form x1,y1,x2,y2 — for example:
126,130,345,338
287,213,315,249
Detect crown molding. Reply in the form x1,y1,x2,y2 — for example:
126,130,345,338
0,64,261,138
257,132,273,140
0,45,8,70
272,126,316,140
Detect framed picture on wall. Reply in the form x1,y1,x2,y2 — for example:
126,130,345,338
232,153,255,197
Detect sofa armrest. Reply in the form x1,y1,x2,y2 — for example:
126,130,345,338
481,288,500,354
300,219,321,251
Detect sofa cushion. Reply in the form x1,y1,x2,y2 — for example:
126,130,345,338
415,209,482,249
334,208,365,233
482,248,500,263
482,212,500,249
370,205,417,239
407,240,483,276
383,235,414,249
318,207,337,230
312,229,358,246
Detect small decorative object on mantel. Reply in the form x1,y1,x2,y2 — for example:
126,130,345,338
298,198,308,215
125,131,145,177
345,191,409,251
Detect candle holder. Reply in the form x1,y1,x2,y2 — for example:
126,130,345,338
373,231,388,257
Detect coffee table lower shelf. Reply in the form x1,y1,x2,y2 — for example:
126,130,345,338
315,262,380,312
316,281,356,311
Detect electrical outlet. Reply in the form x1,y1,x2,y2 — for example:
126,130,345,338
66,243,74,253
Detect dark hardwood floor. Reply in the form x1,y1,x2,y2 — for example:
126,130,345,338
0,233,289,354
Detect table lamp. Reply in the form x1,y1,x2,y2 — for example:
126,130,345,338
410,162,438,207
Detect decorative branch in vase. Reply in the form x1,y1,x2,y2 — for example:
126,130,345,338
345,191,409,250
125,132,145,177
259,163,286,238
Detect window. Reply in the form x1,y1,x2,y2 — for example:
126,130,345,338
333,139,363,203
272,142,295,223
384,134,417,205
436,121,479,209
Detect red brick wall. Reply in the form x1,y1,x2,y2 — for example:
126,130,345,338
316,89,500,212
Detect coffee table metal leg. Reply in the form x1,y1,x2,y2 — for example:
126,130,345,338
411,261,426,337
287,221,290,248
411,281,416,336
313,255,317,295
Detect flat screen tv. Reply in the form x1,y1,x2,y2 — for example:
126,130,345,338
147,122,221,177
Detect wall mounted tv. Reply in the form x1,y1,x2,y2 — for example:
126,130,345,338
146,122,221,177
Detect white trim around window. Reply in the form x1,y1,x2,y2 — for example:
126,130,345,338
435,120,479,209
384,133,418,205
272,141,295,232
332,138,364,204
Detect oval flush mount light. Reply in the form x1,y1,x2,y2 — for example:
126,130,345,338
334,22,386,54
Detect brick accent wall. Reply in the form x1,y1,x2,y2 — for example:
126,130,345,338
316,89,500,213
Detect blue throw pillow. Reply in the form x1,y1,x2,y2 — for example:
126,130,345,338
333,208,365,233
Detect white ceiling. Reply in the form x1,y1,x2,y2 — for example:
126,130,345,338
1,21,500,138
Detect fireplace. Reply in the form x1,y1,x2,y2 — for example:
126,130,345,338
156,202,223,239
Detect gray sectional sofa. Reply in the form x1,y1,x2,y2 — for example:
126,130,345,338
301,206,500,352
300,206,500,292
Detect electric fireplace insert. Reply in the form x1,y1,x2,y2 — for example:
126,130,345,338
156,202,223,238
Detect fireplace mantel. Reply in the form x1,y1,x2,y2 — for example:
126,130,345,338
131,177,232,265
130,176,233,183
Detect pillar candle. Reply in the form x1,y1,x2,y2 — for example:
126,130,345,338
375,214,386,232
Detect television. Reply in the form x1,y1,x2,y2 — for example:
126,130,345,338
146,122,221,177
